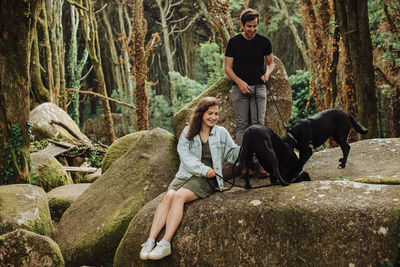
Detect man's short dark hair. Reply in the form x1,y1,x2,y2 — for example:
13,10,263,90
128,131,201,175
240,8,259,25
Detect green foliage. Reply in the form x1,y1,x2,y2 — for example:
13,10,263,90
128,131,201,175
267,0,303,34
149,72,206,131
197,42,225,87
0,124,25,185
288,70,318,125
88,144,103,168
170,71,207,111
149,89,173,131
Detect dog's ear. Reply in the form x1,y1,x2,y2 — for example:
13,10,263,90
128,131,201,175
293,120,312,147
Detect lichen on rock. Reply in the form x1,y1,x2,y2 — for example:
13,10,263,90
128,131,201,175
0,229,64,267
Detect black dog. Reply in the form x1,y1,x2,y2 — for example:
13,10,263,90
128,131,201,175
239,124,310,189
282,109,368,168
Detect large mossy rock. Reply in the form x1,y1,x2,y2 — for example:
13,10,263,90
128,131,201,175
114,181,400,266
53,128,179,266
30,153,73,192
173,56,291,140
304,138,400,183
101,131,144,172
0,229,64,267
29,102,90,143
0,184,52,236
47,183,91,220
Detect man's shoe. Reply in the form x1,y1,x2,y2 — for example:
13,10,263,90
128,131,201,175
140,239,155,260
148,241,171,260
241,166,254,178
255,162,269,178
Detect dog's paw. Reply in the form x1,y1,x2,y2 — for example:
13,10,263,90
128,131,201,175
339,158,343,162
337,163,346,169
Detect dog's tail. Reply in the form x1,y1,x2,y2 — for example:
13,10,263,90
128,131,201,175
349,114,368,134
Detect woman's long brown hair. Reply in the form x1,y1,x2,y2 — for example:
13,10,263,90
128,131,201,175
186,97,219,140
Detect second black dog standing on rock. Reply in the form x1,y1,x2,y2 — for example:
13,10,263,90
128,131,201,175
282,109,368,168
239,124,310,189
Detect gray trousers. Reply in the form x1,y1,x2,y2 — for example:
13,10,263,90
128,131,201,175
231,84,267,145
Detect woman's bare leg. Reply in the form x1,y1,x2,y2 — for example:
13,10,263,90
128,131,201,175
148,189,176,239
162,187,199,242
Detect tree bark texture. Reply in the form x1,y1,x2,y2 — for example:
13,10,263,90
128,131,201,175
335,0,378,138
30,29,50,107
81,0,116,143
0,0,41,184
131,0,151,131
66,4,89,123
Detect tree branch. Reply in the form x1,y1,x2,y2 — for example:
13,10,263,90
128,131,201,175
67,88,136,109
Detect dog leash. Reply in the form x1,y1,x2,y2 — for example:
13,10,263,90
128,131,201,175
265,82,289,132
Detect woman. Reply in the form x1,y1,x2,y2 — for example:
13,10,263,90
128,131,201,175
140,96,240,260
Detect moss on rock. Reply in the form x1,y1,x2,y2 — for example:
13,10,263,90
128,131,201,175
30,153,73,192
0,184,52,236
114,181,400,266
54,128,179,266
47,184,91,220
101,131,144,172
0,229,64,266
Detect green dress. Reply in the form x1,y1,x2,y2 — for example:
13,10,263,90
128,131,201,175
168,140,217,198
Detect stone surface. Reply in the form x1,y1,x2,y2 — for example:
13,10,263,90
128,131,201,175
0,229,64,267
53,128,179,266
30,153,73,192
0,184,52,236
47,183,91,220
114,180,400,266
29,102,90,143
101,132,144,173
173,56,291,141
304,138,400,182
82,113,127,145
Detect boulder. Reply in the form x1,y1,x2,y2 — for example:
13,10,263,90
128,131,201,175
0,184,52,236
114,181,400,266
304,138,400,183
53,128,179,266
101,132,144,172
82,113,128,145
47,183,91,220
173,56,291,141
29,102,90,143
30,152,73,192
0,229,64,267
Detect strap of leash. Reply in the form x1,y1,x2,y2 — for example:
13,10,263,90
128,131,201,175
265,82,289,132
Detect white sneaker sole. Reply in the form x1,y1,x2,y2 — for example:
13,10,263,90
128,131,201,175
140,254,149,260
148,251,171,260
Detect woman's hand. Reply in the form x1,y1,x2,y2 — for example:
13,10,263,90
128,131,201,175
206,168,217,178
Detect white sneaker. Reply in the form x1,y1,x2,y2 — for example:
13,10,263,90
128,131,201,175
148,241,171,260
140,239,155,260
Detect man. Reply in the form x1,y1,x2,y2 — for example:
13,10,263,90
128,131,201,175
224,8,275,177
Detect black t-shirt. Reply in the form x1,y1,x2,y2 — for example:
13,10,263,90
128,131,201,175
225,33,272,85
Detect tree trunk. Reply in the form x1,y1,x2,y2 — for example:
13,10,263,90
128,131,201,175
80,0,115,143
335,0,378,139
30,28,50,107
66,4,89,124
132,0,150,131
273,0,312,74
0,0,41,184
38,0,54,102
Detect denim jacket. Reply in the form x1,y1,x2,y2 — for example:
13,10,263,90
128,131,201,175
175,125,240,191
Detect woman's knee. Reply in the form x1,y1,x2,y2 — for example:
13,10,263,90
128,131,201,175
163,189,176,203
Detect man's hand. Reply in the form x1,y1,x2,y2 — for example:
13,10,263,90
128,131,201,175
206,168,217,178
261,73,270,83
237,80,251,94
